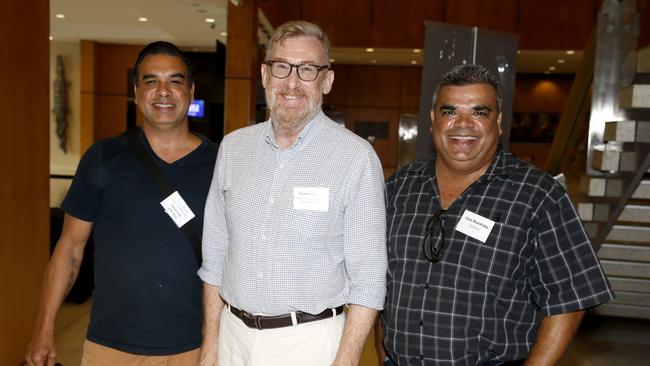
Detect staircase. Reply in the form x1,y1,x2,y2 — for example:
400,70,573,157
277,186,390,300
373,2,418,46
578,45,650,319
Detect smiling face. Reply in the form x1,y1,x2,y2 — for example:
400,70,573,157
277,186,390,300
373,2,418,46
261,35,334,131
430,83,503,176
134,54,194,130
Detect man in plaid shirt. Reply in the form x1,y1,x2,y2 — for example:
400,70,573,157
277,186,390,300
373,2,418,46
379,64,614,365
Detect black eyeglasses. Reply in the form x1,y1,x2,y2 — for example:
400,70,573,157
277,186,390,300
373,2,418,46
423,209,446,262
265,60,330,82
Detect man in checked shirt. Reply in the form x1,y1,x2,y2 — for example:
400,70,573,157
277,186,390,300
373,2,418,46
378,64,614,365
198,20,387,366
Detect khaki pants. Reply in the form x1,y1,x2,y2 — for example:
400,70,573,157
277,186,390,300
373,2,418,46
81,340,199,366
218,307,345,366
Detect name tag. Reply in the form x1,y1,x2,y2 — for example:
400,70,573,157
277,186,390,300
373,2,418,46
455,209,495,243
160,191,195,228
293,187,329,211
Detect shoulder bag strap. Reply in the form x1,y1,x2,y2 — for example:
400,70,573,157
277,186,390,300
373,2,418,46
126,128,202,265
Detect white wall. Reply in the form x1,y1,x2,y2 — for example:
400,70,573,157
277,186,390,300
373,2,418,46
49,41,81,207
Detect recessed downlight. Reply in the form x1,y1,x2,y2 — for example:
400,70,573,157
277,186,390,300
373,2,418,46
138,17,148,22
566,50,575,55
557,59,565,64
55,14,65,19
365,48,374,53
411,60,417,65
220,32,227,37
413,49,421,53
329,58,336,63
205,18,215,23
549,66,556,71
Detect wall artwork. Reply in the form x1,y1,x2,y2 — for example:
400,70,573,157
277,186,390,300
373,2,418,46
53,55,70,153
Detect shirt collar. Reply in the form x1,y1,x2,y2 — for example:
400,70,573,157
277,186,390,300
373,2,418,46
264,110,325,149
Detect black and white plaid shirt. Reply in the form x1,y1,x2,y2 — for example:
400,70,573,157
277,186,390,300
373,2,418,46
383,146,614,365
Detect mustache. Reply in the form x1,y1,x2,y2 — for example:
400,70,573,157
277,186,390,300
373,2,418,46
276,88,306,97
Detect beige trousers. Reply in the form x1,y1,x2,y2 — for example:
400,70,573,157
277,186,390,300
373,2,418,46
218,307,346,366
81,340,199,366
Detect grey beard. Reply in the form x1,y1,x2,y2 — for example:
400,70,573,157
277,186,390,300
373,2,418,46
267,94,322,132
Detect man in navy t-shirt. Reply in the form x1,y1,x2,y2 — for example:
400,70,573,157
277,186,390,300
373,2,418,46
25,41,217,366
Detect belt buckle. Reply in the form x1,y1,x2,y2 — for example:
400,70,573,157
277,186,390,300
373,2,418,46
240,309,263,330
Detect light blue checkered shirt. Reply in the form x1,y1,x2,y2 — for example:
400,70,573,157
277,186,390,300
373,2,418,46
199,111,387,315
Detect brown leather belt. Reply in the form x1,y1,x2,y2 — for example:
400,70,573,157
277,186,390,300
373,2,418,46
228,304,344,330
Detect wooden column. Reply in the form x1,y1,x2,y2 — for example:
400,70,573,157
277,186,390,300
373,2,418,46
0,0,50,363
80,40,97,152
224,0,259,134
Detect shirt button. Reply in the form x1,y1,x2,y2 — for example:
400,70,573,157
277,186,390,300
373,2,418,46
422,283,429,289
418,320,424,326
419,355,424,360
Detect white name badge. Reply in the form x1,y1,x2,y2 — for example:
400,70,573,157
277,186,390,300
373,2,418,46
455,209,495,243
293,187,330,211
160,191,195,228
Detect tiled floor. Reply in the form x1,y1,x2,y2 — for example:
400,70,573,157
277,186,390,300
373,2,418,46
55,301,650,366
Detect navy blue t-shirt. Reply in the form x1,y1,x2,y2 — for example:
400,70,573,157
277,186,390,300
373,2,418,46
62,128,217,355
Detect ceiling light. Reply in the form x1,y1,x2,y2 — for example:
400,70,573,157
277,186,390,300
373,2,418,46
566,50,575,55
370,59,377,64
413,49,421,53
139,17,148,22
49,36,54,41
557,59,565,64
544,71,550,75
365,48,374,53
411,60,417,65
220,32,227,37
329,58,336,63
205,18,215,23
55,14,65,19
549,66,556,71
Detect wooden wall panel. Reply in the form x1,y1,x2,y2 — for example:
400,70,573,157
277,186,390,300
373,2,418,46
371,0,444,48
80,41,97,153
324,64,348,107
444,0,518,33
301,0,372,46
346,107,400,169
518,0,599,50
509,142,551,168
513,75,574,113
400,66,422,110
259,0,608,50
345,65,401,107
259,0,302,28
638,0,650,48
96,44,142,95
96,95,129,141
0,0,50,363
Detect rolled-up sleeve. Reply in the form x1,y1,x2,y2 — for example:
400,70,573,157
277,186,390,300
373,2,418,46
198,142,229,286
343,150,388,310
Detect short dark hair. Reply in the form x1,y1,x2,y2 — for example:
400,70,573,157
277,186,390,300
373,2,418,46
432,64,501,113
133,41,194,86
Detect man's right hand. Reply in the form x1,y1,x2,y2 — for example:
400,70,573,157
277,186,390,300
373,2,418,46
24,332,57,366
197,347,218,366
